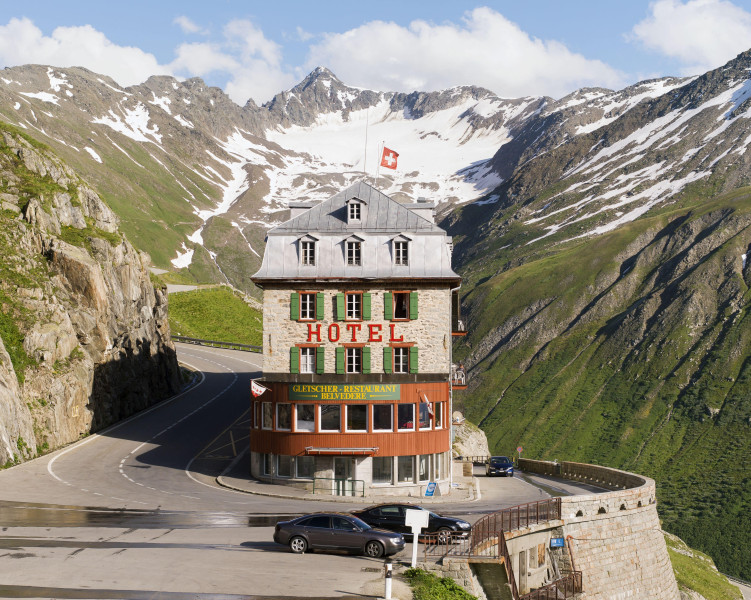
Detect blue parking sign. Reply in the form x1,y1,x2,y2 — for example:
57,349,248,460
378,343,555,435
425,482,437,497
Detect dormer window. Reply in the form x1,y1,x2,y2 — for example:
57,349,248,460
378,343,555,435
392,234,411,266
346,240,361,266
394,241,409,266
301,241,316,266
346,197,366,224
298,234,318,266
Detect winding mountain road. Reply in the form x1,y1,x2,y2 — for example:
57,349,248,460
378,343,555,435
0,343,597,599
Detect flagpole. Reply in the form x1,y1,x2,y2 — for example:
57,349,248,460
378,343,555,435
375,141,382,188
363,106,369,182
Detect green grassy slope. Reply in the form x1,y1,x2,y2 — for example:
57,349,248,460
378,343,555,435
452,186,751,579
168,287,262,346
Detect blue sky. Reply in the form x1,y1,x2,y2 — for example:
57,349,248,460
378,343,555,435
2,1,751,104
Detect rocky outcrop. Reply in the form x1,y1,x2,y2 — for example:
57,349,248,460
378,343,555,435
0,128,180,465
452,415,490,458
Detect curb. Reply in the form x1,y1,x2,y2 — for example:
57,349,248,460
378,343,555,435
216,454,479,504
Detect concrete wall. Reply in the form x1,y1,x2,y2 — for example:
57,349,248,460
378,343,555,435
519,459,679,600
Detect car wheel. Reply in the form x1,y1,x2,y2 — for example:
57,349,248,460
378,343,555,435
437,527,452,544
289,536,307,554
365,541,384,558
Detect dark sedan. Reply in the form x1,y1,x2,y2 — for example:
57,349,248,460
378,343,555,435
486,456,514,477
351,503,471,543
273,512,405,557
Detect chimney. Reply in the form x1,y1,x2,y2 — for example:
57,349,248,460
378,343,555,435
288,201,316,220
403,197,436,223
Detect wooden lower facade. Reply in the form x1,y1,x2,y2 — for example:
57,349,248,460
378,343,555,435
250,380,452,496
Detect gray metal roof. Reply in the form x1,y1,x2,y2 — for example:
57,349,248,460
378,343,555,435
270,181,444,235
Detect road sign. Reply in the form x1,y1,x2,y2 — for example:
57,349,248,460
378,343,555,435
424,482,437,497
550,537,565,548
517,446,523,453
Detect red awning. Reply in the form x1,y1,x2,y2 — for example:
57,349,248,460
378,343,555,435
305,447,378,456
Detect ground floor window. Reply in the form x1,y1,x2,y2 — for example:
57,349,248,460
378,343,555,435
263,453,272,476
398,456,414,483
296,456,315,478
373,456,393,484
320,404,341,431
418,454,430,482
296,404,315,432
277,455,293,477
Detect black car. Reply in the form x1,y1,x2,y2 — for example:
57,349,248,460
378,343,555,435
351,503,471,543
273,512,405,557
486,456,514,477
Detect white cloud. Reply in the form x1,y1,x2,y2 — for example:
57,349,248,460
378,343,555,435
630,0,751,74
170,19,296,105
0,18,171,86
304,7,625,98
174,16,206,35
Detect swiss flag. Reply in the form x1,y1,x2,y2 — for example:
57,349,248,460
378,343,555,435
380,146,399,170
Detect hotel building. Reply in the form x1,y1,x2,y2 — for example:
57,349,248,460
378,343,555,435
250,181,464,496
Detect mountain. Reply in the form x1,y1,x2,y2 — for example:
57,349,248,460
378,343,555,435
0,123,181,466
3,51,751,577
447,51,751,580
0,64,682,296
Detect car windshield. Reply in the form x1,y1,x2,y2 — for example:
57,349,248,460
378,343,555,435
491,457,510,465
350,516,372,530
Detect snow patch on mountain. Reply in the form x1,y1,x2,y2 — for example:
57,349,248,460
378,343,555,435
93,103,162,144
84,147,102,163
20,92,59,105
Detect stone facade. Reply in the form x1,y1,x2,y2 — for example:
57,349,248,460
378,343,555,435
262,285,451,374
519,459,680,600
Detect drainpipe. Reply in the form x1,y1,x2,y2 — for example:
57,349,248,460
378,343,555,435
449,283,461,492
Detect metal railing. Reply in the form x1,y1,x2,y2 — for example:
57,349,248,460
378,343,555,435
311,477,366,497
520,571,582,599
173,335,262,353
422,498,580,600
455,455,491,464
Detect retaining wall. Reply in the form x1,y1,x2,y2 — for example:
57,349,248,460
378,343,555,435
519,459,679,600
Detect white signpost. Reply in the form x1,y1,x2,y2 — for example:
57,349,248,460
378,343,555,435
405,508,430,567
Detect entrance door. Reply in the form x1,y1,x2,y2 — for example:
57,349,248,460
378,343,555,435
333,457,354,496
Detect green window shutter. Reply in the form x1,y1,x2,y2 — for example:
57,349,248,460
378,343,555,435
409,346,419,373
316,346,325,374
336,293,345,320
409,291,418,320
383,347,392,374
336,347,345,374
362,347,371,374
290,347,299,374
316,292,325,320
290,292,299,321
363,293,371,320
384,292,393,320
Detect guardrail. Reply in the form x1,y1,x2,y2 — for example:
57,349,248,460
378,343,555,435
173,335,262,353
455,455,491,465
422,498,580,600
311,477,365,497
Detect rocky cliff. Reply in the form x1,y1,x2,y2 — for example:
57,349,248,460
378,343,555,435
0,123,181,466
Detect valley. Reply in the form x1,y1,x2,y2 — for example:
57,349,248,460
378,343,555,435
1,47,751,583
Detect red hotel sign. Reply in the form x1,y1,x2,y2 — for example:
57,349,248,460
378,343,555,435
306,323,404,343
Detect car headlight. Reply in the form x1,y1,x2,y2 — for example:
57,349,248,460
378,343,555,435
458,522,471,529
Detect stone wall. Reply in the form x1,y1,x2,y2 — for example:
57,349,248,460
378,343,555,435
519,459,679,600
262,285,451,374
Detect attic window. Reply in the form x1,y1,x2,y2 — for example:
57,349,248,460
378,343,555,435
347,240,361,266
349,202,361,221
301,241,316,266
394,241,409,266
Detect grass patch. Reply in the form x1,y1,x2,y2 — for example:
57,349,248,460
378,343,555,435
403,568,477,600
168,287,262,346
666,534,742,600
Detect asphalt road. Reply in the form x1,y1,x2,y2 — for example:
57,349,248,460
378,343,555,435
0,343,599,599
